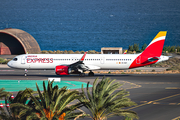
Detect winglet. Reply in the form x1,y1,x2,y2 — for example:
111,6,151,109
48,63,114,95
80,52,87,61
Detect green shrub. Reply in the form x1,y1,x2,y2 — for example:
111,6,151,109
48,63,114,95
0,58,9,64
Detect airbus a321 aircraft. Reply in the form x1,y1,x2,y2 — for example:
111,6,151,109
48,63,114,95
8,31,169,76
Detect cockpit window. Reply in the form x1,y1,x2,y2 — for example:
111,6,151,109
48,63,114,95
13,58,18,61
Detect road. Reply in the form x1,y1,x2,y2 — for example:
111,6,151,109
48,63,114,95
0,67,180,120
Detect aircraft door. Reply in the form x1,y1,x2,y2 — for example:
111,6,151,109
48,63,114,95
100,57,105,64
21,56,26,64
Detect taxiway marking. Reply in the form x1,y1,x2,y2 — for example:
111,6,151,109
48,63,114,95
128,93,180,110
0,70,14,71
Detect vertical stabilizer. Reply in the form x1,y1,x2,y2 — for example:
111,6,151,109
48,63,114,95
143,31,167,57
129,31,167,69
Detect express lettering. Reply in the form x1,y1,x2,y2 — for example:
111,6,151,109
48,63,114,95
27,58,53,63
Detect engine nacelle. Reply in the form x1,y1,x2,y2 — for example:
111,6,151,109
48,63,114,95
55,65,69,75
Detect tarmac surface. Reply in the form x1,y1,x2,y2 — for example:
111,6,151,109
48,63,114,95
0,66,180,120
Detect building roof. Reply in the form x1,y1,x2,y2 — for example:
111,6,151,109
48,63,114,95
0,28,41,54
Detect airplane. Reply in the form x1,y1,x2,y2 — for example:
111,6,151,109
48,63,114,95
7,31,169,76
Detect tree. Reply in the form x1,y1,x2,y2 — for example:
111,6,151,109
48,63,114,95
169,46,175,53
27,81,83,120
133,44,139,52
163,46,171,52
0,88,9,99
128,45,133,52
79,77,138,120
141,43,147,51
0,88,35,120
176,46,180,52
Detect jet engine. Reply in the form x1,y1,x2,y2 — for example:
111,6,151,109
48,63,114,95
55,65,70,75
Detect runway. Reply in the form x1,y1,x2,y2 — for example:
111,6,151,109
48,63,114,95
0,68,180,120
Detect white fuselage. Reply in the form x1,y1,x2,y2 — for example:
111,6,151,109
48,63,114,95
8,54,139,70
7,54,169,70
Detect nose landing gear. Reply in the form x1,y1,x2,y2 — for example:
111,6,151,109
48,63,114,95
24,69,28,76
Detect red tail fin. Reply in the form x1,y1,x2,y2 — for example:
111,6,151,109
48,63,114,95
129,31,167,69
142,31,167,57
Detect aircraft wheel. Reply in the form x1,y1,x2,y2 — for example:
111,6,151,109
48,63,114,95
88,72,94,76
24,73,27,77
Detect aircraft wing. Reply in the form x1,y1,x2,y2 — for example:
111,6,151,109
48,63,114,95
85,65,101,70
55,52,101,75
68,52,101,71
68,52,89,71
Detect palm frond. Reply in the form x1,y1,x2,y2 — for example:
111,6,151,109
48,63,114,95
0,88,9,99
79,77,139,120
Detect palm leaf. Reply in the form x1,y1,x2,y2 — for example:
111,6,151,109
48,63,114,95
79,77,139,120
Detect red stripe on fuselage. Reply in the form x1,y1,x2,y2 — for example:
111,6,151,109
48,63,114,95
129,39,164,69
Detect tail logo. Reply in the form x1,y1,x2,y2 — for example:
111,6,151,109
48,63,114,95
129,31,167,69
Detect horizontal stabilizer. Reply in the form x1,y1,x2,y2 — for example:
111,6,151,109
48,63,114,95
148,57,160,62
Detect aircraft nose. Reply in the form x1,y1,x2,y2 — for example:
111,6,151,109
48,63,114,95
7,61,12,67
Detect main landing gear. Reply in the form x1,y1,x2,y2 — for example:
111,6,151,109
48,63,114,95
79,71,95,77
24,69,28,76
88,71,94,76
79,73,85,77
79,71,94,77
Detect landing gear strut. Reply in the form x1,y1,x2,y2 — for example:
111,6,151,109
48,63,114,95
24,69,28,76
88,71,94,76
79,73,85,77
